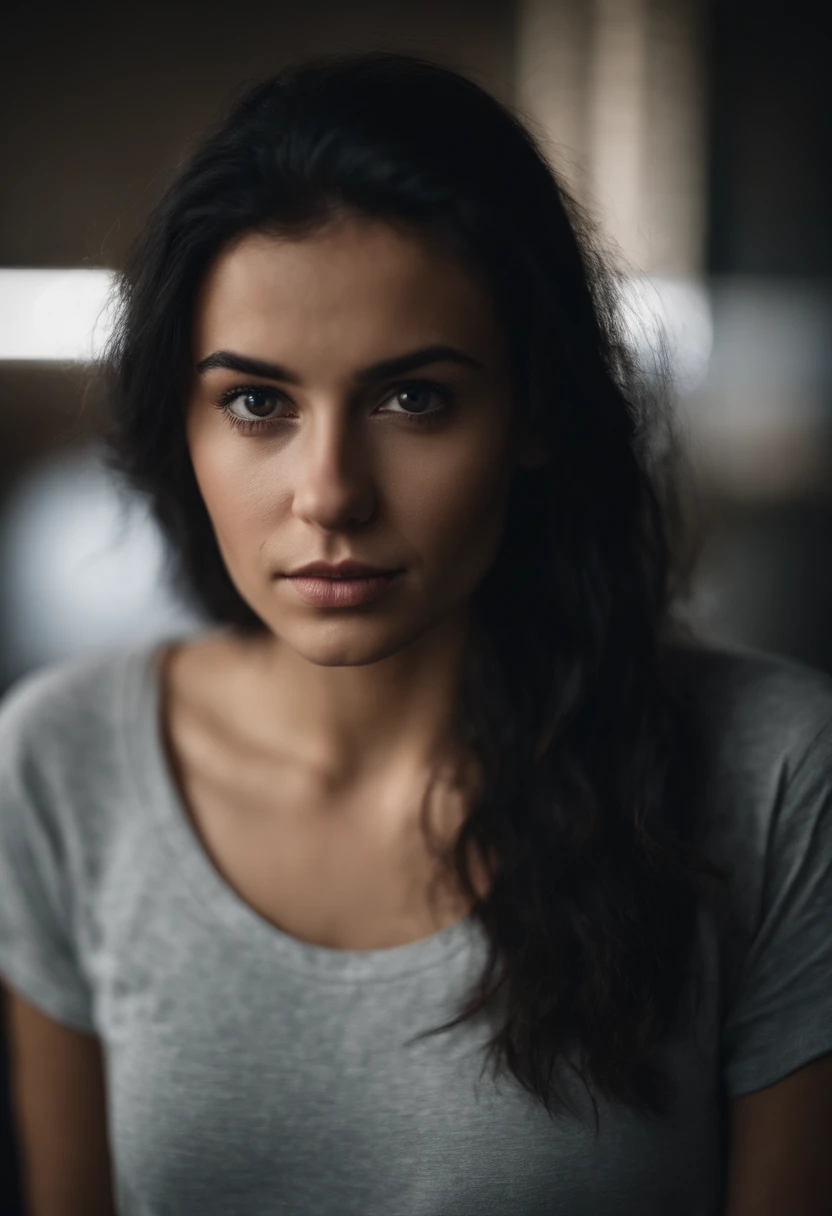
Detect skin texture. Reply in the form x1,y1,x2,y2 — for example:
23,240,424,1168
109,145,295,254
185,214,546,800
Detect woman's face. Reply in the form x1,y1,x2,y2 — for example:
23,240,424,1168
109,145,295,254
186,214,545,668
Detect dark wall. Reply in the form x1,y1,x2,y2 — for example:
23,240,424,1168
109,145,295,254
0,0,515,269
706,0,831,275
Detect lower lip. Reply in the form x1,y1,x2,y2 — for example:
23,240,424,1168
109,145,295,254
286,572,401,607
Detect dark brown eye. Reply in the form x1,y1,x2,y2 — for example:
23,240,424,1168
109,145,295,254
379,381,451,422
395,386,433,413
231,388,281,419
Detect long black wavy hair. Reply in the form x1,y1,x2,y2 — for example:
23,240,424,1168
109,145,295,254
100,50,728,1133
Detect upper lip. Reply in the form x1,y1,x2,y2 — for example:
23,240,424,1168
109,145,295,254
285,560,400,579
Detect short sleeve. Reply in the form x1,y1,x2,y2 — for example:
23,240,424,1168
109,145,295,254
0,674,96,1032
720,717,832,1095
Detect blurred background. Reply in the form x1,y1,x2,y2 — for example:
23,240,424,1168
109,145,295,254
0,0,830,1205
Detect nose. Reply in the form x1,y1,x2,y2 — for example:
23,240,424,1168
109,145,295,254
290,415,377,530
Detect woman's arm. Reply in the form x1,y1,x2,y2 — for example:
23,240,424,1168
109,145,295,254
3,982,117,1216
724,1051,832,1216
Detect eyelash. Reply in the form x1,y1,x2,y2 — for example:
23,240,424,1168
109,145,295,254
211,380,455,435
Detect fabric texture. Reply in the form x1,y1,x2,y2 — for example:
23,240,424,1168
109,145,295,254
1,634,831,1216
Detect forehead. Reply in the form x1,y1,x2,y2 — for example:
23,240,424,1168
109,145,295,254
191,217,501,364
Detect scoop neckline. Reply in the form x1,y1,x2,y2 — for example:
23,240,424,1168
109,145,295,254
119,634,478,983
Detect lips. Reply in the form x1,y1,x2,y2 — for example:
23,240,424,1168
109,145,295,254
286,570,401,608
284,561,400,579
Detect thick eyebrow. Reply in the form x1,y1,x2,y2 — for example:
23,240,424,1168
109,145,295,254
194,344,484,385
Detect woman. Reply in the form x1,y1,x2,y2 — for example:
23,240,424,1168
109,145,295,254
1,51,831,1216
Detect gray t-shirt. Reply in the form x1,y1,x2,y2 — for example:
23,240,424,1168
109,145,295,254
1,635,831,1216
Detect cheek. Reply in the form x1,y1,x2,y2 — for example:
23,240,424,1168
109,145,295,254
188,422,283,541
395,437,513,567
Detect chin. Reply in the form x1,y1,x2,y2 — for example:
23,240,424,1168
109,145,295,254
266,619,420,669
